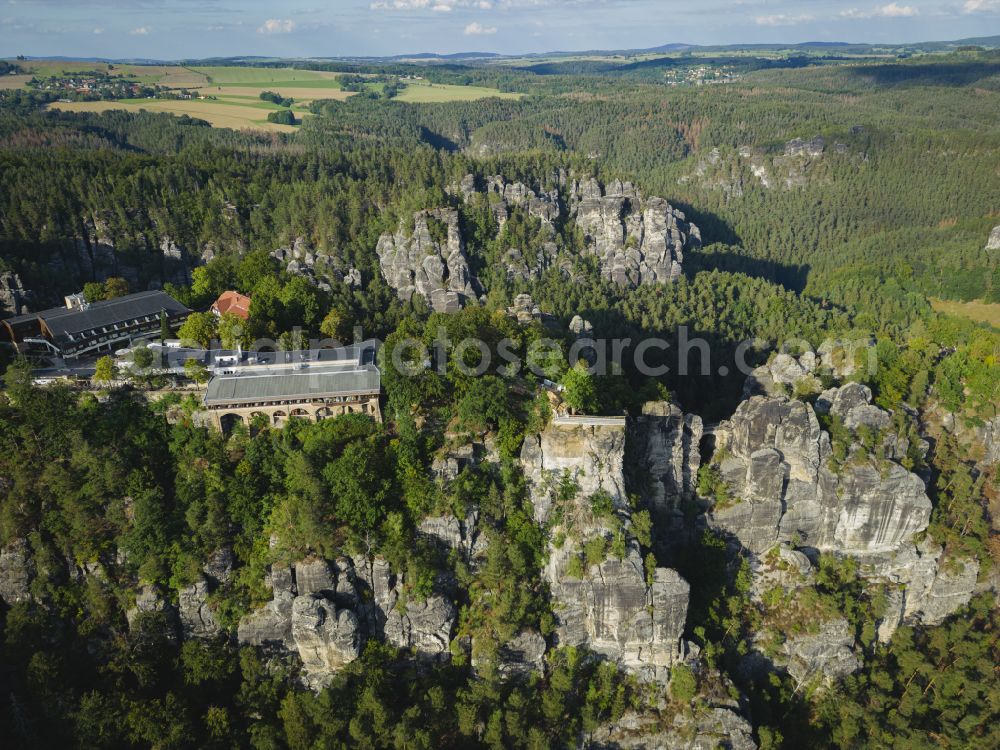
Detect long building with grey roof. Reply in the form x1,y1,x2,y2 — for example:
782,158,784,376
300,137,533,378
201,340,382,431
1,290,189,359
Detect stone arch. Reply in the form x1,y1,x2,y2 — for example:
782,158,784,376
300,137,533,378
272,410,288,426
290,407,310,420
316,406,333,421
219,413,245,434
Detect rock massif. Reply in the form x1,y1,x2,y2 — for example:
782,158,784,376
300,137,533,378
376,208,481,313
710,393,931,557
628,401,704,545
570,177,699,286
236,555,456,689
521,417,690,681
378,172,701,311
702,365,979,676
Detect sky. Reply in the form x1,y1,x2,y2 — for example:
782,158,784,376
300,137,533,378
2,0,999,60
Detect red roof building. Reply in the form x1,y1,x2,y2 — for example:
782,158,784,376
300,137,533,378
211,291,251,320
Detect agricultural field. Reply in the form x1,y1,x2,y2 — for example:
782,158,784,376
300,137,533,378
34,63,356,132
0,73,33,89
394,79,522,102
47,98,308,133
930,298,1000,329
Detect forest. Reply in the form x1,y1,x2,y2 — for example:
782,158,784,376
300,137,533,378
0,47,999,749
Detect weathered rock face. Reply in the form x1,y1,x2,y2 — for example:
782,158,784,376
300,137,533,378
521,419,690,681
292,595,362,689
709,385,978,661
126,584,178,638
179,578,220,639
521,420,627,526
376,208,481,313
571,177,698,287
628,401,703,540
0,538,35,605
418,512,488,565
873,537,980,640
472,629,548,680
237,563,297,650
237,554,456,688
710,395,931,558
271,236,361,294
752,617,860,687
592,704,757,750
178,547,233,639
680,136,837,195
384,595,456,658
405,173,701,307
985,225,1000,252
0,271,32,316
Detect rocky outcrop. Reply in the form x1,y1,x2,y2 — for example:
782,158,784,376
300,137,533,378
708,383,978,657
709,395,930,557
628,401,703,543
873,537,980,640
237,554,456,688
592,704,757,750
472,629,548,679
0,538,35,605
418,512,488,565
237,563,296,649
384,595,456,658
178,547,232,639
571,177,698,287
985,225,1000,252
272,236,361,293
0,271,32,316
292,595,362,689
754,617,860,687
376,208,481,313
680,137,851,195
521,418,690,681
126,584,177,638
179,578,220,638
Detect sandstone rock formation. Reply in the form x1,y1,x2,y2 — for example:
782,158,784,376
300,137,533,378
985,225,1000,251
709,394,930,557
570,177,699,286
237,554,456,688
0,271,32,316
521,418,690,681
392,172,701,311
706,383,979,658
271,236,361,293
0,538,35,605
592,704,757,750
628,401,704,544
376,208,481,313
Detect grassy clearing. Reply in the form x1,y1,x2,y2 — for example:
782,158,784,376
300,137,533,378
931,298,1000,328
394,80,522,103
47,99,305,133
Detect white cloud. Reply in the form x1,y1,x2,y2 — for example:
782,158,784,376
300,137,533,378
876,2,918,16
257,18,296,34
464,20,497,34
128,25,150,35
963,0,1000,12
755,13,813,25
840,3,918,18
92,26,104,34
